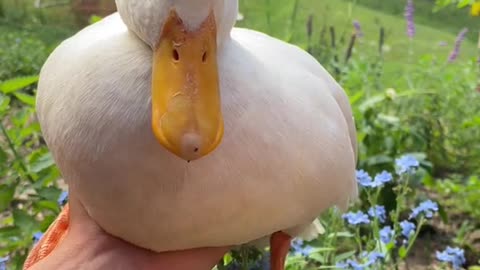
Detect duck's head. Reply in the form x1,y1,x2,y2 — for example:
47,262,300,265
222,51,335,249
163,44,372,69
116,0,238,162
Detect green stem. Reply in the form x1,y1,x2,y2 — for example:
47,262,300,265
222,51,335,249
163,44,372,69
366,189,383,252
240,248,249,270
264,0,272,34
0,122,34,183
355,227,363,253
404,218,426,257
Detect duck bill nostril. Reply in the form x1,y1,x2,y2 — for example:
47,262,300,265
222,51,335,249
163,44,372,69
179,133,203,161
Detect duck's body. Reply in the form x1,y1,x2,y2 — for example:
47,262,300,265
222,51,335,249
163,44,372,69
26,1,357,268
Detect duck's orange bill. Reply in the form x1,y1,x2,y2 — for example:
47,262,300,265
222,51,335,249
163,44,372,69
23,204,70,270
151,10,224,161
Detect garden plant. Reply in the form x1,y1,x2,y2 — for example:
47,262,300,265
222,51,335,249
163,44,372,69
0,0,479,269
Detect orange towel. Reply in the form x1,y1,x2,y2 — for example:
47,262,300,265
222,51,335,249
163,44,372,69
23,204,70,270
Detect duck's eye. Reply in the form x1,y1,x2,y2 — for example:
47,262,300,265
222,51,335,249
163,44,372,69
202,51,207,63
172,49,180,61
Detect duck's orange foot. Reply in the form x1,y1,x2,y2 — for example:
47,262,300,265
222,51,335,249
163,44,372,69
23,204,70,270
270,231,292,270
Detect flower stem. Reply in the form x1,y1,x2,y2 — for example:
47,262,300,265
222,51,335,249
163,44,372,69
404,218,425,257
0,121,34,183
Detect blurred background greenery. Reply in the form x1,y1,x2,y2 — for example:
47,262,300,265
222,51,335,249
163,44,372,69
0,0,479,269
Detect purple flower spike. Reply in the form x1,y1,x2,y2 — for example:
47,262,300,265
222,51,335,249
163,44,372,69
448,28,468,63
353,20,364,38
404,0,415,38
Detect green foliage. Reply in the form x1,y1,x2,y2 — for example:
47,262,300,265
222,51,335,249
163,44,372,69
428,175,480,220
342,55,480,177
434,0,476,9
357,0,479,42
0,77,61,270
0,30,49,81
0,0,479,269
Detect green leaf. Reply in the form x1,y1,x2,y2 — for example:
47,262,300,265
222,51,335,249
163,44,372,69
422,173,435,188
223,253,233,265
366,155,393,166
89,15,103,24
359,95,385,112
0,76,39,94
34,200,60,212
0,93,10,112
13,92,36,106
29,152,55,173
12,209,38,232
378,114,400,125
36,186,61,201
0,226,21,239
40,214,57,231
334,250,356,262
438,203,449,223
0,184,15,212
0,146,7,164
457,0,473,8
399,246,407,259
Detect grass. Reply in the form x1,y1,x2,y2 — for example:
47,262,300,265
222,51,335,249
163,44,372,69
238,0,479,82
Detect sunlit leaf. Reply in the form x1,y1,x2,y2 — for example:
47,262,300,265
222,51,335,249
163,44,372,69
13,92,36,106
0,76,39,94
29,152,55,174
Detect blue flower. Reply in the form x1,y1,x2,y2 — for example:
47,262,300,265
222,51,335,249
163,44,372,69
373,171,393,186
356,170,372,187
395,155,419,174
379,226,395,244
32,232,44,245
348,260,367,270
291,239,314,257
0,256,9,270
400,220,416,239
337,259,366,270
336,252,385,270
410,200,438,219
58,191,69,206
342,211,370,226
436,246,466,270
356,170,392,188
336,261,350,269
368,205,387,223
366,252,385,264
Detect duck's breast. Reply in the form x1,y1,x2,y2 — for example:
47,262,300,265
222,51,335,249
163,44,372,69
37,17,357,252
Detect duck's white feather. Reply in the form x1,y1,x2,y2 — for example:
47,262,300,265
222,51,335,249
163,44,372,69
37,13,357,252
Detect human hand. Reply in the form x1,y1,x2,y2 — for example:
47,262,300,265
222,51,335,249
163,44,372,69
29,193,230,270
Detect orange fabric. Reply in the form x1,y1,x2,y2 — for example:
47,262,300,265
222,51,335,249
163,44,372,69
270,231,292,270
23,204,70,270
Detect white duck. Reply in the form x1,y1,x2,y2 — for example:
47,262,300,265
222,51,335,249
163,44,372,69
25,0,358,269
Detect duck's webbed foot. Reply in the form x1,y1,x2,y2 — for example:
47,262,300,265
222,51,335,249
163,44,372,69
270,231,292,270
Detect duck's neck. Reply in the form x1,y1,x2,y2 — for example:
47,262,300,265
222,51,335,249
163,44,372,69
117,0,238,49
173,0,238,48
